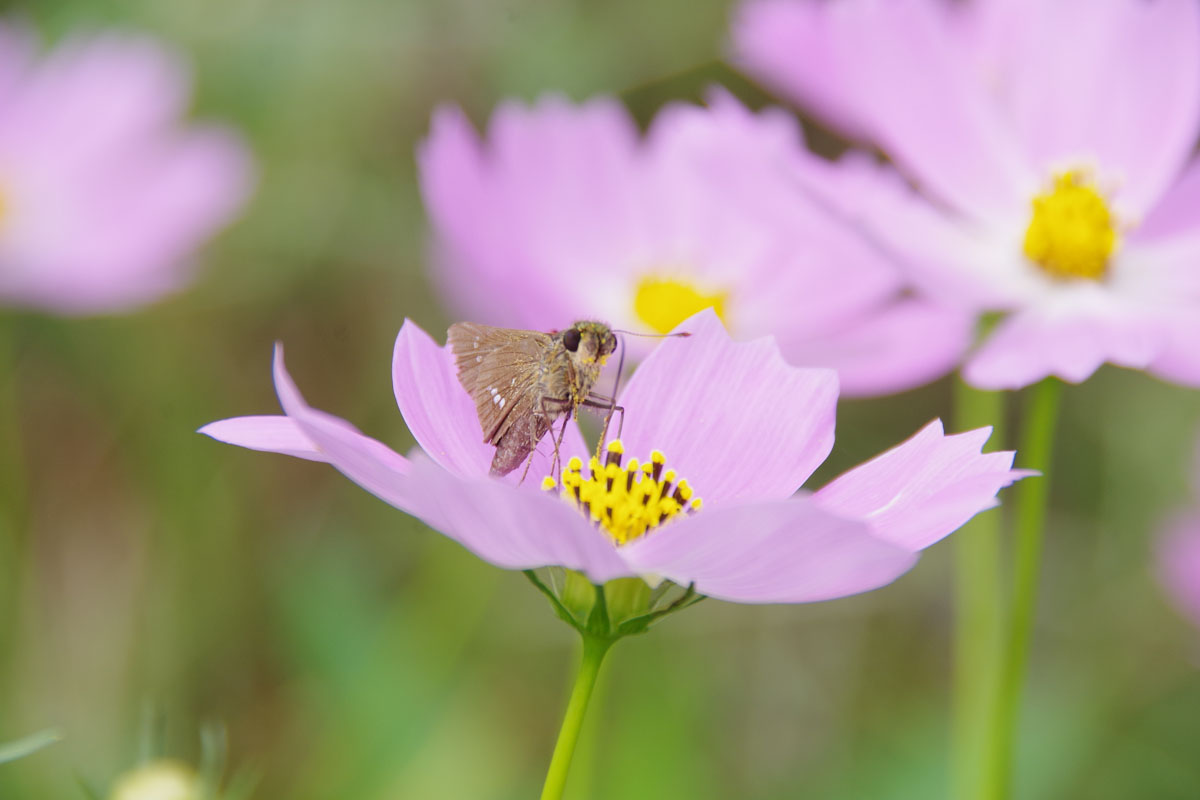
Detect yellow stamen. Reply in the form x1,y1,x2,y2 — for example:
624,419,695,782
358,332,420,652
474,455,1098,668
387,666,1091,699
1023,170,1118,281
548,439,703,545
633,276,729,334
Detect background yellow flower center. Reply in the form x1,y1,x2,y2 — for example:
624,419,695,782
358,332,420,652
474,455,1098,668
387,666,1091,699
633,276,728,334
109,760,200,800
1022,170,1117,281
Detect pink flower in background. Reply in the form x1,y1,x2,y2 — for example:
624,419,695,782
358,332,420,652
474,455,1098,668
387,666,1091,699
0,27,252,313
732,0,1200,390
202,310,1026,604
1158,443,1200,632
418,89,971,396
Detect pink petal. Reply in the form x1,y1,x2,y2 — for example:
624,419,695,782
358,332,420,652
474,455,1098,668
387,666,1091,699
730,0,874,138
1157,515,1200,632
392,320,495,478
1138,157,1200,242
996,0,1200,219
0,31,254,314
615,309,838,506
619,496,918,604
0,24,34,105
398,456,635,583
390,319,588,489
964,291,1166,389
198,415,327,462
801,151,1032,310
203,345,626,580
733,0,1035,221
0,32,189,167
269,345,412,509
850,0,1037,220
814,420,1029,551
418,97,643,330
5,127,253,313
418,105,515,326
198,357,414,493
784,298,971,397
1148,309,1200,387
651,90,908,337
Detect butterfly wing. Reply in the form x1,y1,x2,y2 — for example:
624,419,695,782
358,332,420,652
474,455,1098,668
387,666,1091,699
448,322,555,446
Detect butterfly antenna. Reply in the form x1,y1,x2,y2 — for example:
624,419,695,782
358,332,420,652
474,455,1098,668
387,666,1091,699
609,335,627,432
610,329,692,338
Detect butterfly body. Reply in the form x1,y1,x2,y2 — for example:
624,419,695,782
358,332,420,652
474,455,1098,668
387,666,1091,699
448,320,618,477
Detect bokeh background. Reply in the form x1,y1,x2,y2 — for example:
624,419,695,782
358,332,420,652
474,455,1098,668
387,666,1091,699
2,0,1200,797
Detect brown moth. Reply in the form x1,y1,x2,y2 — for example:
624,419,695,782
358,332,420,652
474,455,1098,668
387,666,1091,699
448,320,620,478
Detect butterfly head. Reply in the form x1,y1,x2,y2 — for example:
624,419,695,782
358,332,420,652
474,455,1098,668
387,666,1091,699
561,321,618,365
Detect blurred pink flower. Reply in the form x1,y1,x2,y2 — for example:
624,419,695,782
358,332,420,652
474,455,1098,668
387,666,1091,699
202,310,1027,604
418,89,972,396
1157,445,1200,631
732,0,1200,390
0,27,252,313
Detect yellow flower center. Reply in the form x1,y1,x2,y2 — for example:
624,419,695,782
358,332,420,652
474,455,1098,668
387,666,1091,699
633,276,728,334
1022,170,1118,281
541,439,703,546
109,760,200,800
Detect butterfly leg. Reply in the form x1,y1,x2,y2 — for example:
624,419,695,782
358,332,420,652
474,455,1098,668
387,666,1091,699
551,414,572,481
517,449,538,486
537,397,573,482
582,394,624,458
513,398,570,486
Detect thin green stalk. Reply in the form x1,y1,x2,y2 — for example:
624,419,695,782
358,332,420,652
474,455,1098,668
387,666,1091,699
0,317,28,684
0,316,27,538
986,378,1061,799
951,378,1006,800
540,635,613,800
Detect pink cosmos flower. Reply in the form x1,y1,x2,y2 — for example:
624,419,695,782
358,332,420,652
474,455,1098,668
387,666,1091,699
201,310,1026,604
732,0,1200,390
1157,444,1200,632
418,89,972,396
0,27,252,313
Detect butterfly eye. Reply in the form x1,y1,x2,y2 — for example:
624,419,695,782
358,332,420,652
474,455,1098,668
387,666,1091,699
604,333,618,354
562,327,582,352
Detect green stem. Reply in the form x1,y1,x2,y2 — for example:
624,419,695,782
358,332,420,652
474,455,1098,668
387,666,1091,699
0,317,29,686
986,378,1061,799
951,378,1006,800
540,635,613,800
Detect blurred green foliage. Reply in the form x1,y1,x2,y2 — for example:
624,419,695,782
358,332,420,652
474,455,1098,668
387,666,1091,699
1,0,1198,797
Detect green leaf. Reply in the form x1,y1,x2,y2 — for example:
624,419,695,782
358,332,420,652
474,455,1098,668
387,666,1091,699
0,728,61,765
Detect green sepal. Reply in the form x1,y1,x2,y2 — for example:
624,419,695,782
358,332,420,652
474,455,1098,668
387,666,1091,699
603,577,652,625
584,581,611,637
616,583,703,637
523,570,585,632
525,570,705,641
559,569,597,622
